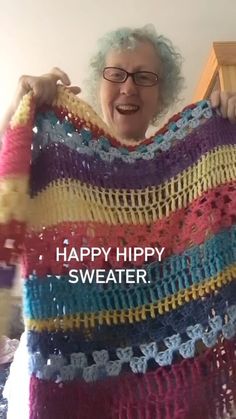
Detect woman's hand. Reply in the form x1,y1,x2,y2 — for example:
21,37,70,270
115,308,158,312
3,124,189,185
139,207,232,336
0,67,81,138
11,67,81,111
210,90,236,124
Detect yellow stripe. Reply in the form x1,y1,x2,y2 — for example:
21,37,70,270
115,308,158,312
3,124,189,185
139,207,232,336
28,145,236,229
10,92,34,128
25,264,236,332
0,289,12,335
0,176,29,223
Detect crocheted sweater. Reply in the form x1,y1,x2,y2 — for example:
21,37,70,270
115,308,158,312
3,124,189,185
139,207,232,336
0,87,236,419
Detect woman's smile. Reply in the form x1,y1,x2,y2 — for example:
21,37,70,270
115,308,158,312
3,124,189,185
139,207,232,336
115,103,140,115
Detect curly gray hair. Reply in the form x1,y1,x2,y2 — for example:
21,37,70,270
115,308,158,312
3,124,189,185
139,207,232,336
84,24,185,125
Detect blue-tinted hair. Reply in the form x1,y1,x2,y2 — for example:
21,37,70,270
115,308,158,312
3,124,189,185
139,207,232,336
84,24,185,125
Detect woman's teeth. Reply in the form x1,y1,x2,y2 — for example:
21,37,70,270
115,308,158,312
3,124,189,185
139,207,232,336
116,105,140,114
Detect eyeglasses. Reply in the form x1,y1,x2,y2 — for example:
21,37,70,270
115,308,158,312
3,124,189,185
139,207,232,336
103,67,159,87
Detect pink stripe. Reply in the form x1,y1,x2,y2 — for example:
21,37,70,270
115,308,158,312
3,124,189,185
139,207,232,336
0,125,33,176
0,97,35,176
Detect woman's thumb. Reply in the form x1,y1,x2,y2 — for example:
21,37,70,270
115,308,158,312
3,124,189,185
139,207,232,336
67,86,81,95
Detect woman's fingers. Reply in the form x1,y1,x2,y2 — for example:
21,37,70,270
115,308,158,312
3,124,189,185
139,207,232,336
210,90,220,108
227,97,236,124
67,86,81,95
31,80,48,105
10,69,81,113
210,90,228,116
219,92,230,118
49,67,71,85
210,90,236,123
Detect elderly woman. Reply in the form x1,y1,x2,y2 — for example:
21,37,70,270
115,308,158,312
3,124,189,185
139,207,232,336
1,26,235,139
1,24,236,419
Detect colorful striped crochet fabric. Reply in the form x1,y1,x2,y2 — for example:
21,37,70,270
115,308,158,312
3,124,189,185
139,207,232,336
0,86,236,419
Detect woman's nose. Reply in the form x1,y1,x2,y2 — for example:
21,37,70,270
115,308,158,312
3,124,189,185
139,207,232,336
120,75,138,95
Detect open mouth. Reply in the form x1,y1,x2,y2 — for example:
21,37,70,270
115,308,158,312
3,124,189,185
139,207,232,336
116,105,140,115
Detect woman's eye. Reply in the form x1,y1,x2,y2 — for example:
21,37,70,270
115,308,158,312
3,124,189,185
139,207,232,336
138,74,149,81
111,72,123,79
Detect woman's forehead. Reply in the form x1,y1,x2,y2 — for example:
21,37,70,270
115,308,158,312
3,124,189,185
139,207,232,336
105,41,161,71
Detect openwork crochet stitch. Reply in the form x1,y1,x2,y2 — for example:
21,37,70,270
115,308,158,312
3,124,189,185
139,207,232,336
0,86,236,419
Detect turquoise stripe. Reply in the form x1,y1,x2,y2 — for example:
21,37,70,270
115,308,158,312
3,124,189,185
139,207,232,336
23,226,236,320
33,100,212,163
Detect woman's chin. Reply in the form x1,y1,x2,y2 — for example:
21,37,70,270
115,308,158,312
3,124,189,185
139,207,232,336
115,126,146,141
111,114,145,140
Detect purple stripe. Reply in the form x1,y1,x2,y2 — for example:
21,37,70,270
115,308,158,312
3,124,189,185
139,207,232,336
30,115,236,195
0,266,16,288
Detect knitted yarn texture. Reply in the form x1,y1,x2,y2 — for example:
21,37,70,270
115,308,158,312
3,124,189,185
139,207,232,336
0,86,236,419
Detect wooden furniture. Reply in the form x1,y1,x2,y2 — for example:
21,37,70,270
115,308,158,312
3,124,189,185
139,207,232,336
193,42,236,101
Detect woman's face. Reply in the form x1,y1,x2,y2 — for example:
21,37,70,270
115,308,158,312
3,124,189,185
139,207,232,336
99,41,162,141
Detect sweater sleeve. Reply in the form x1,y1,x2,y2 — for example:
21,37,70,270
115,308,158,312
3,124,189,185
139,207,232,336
0,92,35,336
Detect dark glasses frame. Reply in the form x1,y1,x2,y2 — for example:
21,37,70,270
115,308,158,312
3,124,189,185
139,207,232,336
103,67,159,86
